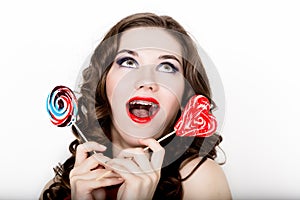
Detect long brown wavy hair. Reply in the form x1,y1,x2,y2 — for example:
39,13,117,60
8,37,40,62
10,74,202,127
42,12,223,200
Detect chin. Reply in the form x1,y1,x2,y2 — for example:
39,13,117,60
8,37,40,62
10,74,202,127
119,129,163,148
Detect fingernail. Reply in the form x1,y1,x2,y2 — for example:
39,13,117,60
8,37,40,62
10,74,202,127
138,139,144,144
100,144,107,150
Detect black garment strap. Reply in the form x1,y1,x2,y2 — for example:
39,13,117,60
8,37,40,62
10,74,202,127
181,156,208,182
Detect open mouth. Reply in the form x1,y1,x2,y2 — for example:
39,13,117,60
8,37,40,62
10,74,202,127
126,96,160,123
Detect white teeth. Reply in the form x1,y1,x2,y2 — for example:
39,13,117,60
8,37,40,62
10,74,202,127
152,104,158,109
130,100,156,106
128,99,159,117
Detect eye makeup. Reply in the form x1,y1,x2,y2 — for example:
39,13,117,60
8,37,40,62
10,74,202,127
156,62,179,73
115,49,182,73
116,57,139,69
158,55,182,66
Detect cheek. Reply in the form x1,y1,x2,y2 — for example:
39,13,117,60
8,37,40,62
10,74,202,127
155,72,185,100
160,89,181,118
165,79,184,107
105,73,114,103
163,78,184,119
105,68,122,103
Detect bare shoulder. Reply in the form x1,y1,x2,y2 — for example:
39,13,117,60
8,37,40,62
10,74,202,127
180,157,232,200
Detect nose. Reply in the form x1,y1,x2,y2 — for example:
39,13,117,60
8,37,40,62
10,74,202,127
134,65,159,92
135,80,159,92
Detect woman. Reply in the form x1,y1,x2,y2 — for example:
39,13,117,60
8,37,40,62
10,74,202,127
42,12,231,200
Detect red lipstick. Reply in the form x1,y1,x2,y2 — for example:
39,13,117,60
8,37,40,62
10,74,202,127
126,96,160,124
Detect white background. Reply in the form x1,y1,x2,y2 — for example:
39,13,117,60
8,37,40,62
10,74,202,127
1,0,299,199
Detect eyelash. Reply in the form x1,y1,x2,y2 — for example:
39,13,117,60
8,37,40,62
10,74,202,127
157,62,179,73
116,57,138,68
116,56,179,73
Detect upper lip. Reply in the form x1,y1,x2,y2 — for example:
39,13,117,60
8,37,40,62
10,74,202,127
126,96,160,123
127,96,159,105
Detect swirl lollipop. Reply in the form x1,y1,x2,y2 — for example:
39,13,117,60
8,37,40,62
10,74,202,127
46,85,89,142
47,85,112,180
46,86,77,127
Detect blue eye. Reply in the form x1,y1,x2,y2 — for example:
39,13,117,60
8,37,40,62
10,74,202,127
157,62,179,73
116,57,138,69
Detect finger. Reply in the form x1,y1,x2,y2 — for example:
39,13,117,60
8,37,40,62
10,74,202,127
107,158,142,175
93,153,111,168
139,139,165,170
107,158,159,189
71,176,124,194
71,154,101,177
75,142,107,167
116,147,145,158
71,168,118,181
95,170,112,181
70,154,111,177
139,138,163,152
133,154,153,173
117,148,153,173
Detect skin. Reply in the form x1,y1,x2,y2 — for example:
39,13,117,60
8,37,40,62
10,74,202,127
70,28,184,200
106,28,185,151
69,140,165,200
181,157,232,200
107,48,185,150
42,27,232,200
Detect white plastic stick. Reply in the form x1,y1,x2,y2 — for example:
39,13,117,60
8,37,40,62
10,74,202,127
73,123,98,155
73,123,89,142
143,130,176,151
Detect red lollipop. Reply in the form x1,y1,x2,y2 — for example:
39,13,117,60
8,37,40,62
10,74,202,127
174,95,217,137
146,95,217,150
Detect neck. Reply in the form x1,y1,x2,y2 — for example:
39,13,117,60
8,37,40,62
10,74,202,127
110,124,139,157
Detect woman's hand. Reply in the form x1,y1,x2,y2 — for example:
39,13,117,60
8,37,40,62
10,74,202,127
69,141,124,200
107,138,165,200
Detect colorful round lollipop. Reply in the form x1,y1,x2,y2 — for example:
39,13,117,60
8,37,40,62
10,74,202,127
46,85,91,143
46,85,109,175
46,85,78,127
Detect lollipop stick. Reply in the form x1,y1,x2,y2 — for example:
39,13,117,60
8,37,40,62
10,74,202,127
143,130,176,151
74,121,175,151
73,123,112,178
96,170,112,181
96,130,176,180
73,123,89,143
73,123,99,156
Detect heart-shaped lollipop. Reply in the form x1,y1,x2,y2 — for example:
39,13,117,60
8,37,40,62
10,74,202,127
144,95,218,151
174,95,217,137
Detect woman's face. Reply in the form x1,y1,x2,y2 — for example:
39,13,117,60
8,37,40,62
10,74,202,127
106,27,185,146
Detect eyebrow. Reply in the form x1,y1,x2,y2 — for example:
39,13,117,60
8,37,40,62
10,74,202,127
116,49,182,65
159,55,182,65
116,49,138,56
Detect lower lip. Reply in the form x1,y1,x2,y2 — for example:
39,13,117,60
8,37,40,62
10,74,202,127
126,97,160,124
127,112,152,124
